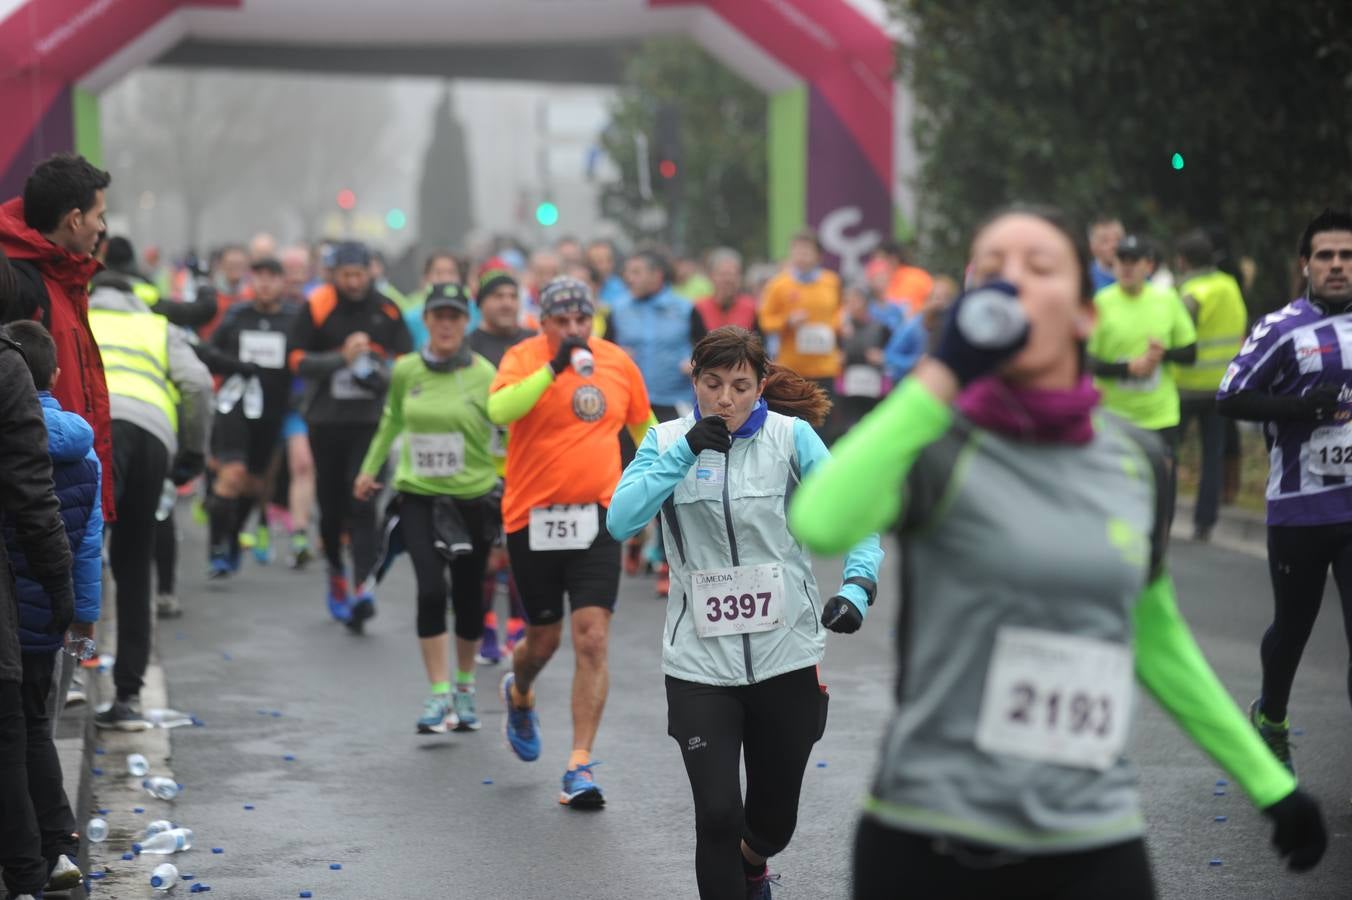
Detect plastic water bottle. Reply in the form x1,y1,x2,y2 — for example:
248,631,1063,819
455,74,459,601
145,819,175,838
143,776,181,800
150,862,179,891
155,479,177,522
351,352,376,380
87,817,108,843
127,753,150,777
955,281,1028,348
134,827,193,855
571,347,595,377
242,375,264,420
215,374,246,414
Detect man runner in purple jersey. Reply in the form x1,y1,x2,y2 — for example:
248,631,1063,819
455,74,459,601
1216,208,1352,774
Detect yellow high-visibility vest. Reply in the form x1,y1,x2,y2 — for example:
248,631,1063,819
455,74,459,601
88,308,179,431
1175,270,1247,393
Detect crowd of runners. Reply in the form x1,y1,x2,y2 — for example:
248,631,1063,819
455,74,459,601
0,153,1346,899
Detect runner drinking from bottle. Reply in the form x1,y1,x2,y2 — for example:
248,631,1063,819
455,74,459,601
607,325,883,899
790,207,1328,899
354,283,498,734
488,276,655,808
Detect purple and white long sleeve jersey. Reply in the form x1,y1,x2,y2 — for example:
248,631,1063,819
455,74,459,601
1218,298,1352,526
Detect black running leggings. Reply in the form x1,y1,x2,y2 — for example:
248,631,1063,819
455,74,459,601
308,423,381,584
853,819,1156,899
1261,523,1352,721
666,666,827,900
399,493,491,641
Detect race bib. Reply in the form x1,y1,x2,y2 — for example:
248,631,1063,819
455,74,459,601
694,450,726,501
795,323,836,356
238,330,286,369
1309,425,1352,476
691,563,786,639
330,367,375,400
528,503,598,551
974,627,1133,771
409,432,465,478
842,364,884,398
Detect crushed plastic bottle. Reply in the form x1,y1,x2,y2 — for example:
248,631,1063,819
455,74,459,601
242,376,264,420
87,817,108,843
127,753,150,777
155,479,178,522
215,375,246,415
135,828,193,855
151,862,179,891
143,776,181,800
145,708,195,729
145,819,175,838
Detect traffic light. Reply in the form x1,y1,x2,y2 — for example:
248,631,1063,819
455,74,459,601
385,208,407,230
658,159,678,180
1171,152,1185,171
337,188,356,210
535,202,560,227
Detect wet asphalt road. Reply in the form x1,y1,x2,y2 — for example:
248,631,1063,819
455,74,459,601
89,525,1350,899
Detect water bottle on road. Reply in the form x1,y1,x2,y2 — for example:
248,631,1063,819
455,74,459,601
87,817,108,843
134,827,193,855
127,753,150,777
143,776,181,800
145,819,175,838
151,862,179,891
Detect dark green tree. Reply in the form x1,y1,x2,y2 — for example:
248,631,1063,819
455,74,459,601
600,38,768,260
896,0,1352,311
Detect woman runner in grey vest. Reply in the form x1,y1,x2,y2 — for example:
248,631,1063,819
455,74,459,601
791,208,1327,899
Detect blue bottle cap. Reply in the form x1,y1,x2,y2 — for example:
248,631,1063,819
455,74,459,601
151,876,165,888
1209,859,1223,866
284,754,297,761
211,847,224,854
92,767,103,775
300,892,312,898
123,852,135,860
1214,815,1228,822
330,863,342,870
132,844,142,853
134,807,145,813
244,804,255,810
94,747,106,755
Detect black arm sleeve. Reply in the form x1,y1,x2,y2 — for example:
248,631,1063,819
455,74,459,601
1216,391,1313,422
690,308,708,346
155,282,218,329
1163,343,1198,365
1087,355,1132,379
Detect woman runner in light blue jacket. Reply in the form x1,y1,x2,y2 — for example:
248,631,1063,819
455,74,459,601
608,326,883,900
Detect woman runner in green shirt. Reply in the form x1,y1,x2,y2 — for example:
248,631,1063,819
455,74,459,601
790,208,1327,899
355,283,501,734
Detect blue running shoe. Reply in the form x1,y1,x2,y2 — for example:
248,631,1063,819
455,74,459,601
346,592,376,634
476,625,503,665
416,695,453,735
452,687,481,731
207,554,233,580
501,672,540,762
327,572,351,622
252,525,271,565
559,761,605,809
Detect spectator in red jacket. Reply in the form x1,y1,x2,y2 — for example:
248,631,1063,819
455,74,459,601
0,154,115,520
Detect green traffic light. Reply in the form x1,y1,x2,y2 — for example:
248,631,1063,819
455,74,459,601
385,208,407,230
535,202,560,227
1171,152,1185,171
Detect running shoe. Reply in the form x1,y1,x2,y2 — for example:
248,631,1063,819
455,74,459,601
505,618,526,654
238,530,256,551
452,687,481,731
623,535,645,576
65,673,86,707
1250,698,1295,774
191,496,208,526
94,698,150,732
44,854,83,892
252,525,271,565
745,868,780,899
290,532,313,570
155,593,182,618
476,626,503,665
501,672,540,762
346,591,376,634
207,554,234,580
559,761,605,809
655,562,671,599
327,573,352,622
416,695,453,735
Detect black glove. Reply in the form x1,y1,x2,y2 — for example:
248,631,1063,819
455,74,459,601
170,451,205,487
820,596,863,633
238,361,263,378
1263,789,1327,872
550,336,590,376
932,280,1030,386
1301,383,1343,422
684,415,731,455
46,585,74,636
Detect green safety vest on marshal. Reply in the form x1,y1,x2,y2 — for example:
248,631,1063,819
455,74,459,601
1174,270,1247,394
88,308,180,432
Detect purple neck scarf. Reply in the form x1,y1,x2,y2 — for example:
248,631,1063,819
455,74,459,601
957,375,1099,445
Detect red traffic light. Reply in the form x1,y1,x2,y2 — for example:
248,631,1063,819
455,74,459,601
658,160,678,179
336,189,356,210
